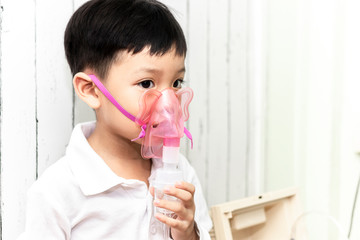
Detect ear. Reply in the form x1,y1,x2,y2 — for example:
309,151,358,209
73,72,101,109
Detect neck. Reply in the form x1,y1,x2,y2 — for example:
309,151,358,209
87,122,151,186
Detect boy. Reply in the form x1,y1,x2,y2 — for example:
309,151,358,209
18,0,212,239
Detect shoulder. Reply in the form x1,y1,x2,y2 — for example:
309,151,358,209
33,157,71,186
29,156,79,202
22,158,74,239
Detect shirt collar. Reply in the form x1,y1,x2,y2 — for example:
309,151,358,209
66,122,161,196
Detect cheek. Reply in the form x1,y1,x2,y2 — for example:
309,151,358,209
100,100,141,139
99,87,145,140
117,89,143,117
124,100,141,118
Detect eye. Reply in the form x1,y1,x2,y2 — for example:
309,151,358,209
138,80,154,89
173,79,184,88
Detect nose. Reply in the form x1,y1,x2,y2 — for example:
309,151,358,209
156,80,178,92
155,88,181,117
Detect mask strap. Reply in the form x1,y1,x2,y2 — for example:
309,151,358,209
89,74,193,148
184,127,193,149
89,74,136,122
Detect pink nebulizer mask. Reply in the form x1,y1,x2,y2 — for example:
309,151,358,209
135,87,193,158
88,75,193,156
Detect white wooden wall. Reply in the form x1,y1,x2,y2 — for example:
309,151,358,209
265,0,360,239
0,0,265,239
3,0,360,239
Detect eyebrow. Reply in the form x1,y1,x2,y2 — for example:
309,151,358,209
135,67,186,74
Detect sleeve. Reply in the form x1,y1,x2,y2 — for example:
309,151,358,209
17,182,71,240
180,155,213,240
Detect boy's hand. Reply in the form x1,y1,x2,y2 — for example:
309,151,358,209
150,181,199,240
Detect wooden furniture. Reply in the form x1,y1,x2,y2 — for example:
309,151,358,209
210,187,301,240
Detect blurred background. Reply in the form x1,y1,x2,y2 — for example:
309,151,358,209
1,0,359,239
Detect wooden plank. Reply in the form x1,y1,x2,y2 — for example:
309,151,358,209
292,0,309,212
339,1,360,239
228,0,249,200
264,0,297,193
211,205,233,240
247,0,267,197
73,0,88,9
0,0,37,238
293,0,336,239
303,5,335,240
35,0,74,176
207,0,229,206
187,0,209,197
73,0,96,125
160,0,187,33
328,1,345,239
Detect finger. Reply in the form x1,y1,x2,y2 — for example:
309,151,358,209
155,213,187,231
149,186,154,197
174,181,195,195
163,186,193,204
154,199,187,218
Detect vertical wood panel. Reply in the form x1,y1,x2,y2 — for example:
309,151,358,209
74,97,96,125
304,3,335,239
328,1,345,238
36,0,74,176
0,1,37,239
228,0,249,200
73,0,96,125
160,0,187,32
339,0,360,238
187,0,209,196
207,0,229,206
73,0,88,9
247,0,267,196
265,0,297,192
293,0,309,207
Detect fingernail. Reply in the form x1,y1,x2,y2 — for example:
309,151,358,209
163,186,170,193
175,181,182,186
154,199,160,205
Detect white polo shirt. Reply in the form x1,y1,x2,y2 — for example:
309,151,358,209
18,122,213,240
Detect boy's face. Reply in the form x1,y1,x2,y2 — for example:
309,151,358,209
95,47,185,144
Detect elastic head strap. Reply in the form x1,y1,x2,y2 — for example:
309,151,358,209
89,74,136,122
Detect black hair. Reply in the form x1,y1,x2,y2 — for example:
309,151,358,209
64,0,187,79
